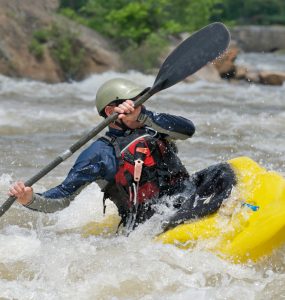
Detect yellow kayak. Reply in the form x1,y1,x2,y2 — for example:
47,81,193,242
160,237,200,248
82,156,285,262
157,157,285,262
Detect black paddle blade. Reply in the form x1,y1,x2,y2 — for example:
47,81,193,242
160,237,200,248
152,22,230,92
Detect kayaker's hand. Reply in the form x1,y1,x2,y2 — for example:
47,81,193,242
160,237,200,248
8,181,33,205
114,100,142,129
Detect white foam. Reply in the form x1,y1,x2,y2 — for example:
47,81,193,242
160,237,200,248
0,173,12,186
0,227,40,263
50,183,118,231
0,71,155,102
0,57,285,299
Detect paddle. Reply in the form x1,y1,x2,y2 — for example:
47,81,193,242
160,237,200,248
0,22,230,217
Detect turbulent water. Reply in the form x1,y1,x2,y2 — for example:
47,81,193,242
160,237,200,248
0,53,285,300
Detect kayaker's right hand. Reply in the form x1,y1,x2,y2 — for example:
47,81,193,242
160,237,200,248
8,181,33,205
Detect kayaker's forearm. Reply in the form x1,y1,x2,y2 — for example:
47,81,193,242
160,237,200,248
24,193,72,213
24,185,87,213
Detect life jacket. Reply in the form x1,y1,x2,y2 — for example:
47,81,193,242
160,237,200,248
99,128,189,228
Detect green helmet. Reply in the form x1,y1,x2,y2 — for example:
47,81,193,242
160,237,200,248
95,78,144,115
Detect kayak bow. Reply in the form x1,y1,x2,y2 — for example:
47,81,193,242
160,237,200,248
157,157,285,262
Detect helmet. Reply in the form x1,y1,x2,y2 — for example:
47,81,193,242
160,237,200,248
95,78,144,115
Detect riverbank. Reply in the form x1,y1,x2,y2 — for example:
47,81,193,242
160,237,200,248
0,0,121,83
0,0,284,85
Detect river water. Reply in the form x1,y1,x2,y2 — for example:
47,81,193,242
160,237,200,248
0,53,285,299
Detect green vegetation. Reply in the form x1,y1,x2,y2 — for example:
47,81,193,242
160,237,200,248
29,25,85,80
122,33,168,71
214,0,285,25
59,0,220,70
29,39,45,60
58,0,285,71
59,0,220,46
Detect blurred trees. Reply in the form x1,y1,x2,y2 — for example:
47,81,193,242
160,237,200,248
59,0,221,70
59,0,220,48
213,0,285,25
58,0,285,70
60,0,285,47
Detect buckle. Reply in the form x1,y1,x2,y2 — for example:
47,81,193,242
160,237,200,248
145,126,158,137
134,159,144,182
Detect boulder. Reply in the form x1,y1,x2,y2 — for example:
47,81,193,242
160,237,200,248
245,71,260,84
234,65,248,80
259,71,285,86
213,41,239,78
0,0,121,82
231,26,285,52
55,16,121,77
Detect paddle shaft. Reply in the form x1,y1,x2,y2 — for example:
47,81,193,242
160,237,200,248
0,88,156,217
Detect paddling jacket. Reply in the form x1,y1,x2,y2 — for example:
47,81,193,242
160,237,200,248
97,128,189,227
25,108,195,224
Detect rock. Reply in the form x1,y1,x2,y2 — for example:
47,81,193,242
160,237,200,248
231,26,285,52
0,0,121,82
259,71,285,86
231,66,285,86
213,41,239,78
245,71,260,84
55,16,121,76
234,65,248,80
46,0,60,11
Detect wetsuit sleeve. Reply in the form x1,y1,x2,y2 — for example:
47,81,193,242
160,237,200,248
24,141,117,213
137,107,195,140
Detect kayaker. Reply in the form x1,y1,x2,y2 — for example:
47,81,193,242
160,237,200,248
9,78,235,231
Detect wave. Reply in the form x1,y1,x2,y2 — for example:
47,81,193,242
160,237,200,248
0,71,155,101
236,52,285,72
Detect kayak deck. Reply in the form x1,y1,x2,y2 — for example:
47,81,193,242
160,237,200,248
157,157,285,262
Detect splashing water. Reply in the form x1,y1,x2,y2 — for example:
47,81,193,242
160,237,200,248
0,57,285,299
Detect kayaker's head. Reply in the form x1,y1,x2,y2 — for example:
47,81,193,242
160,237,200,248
95,78,146,118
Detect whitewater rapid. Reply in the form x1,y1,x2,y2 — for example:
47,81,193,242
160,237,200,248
0,53,285,299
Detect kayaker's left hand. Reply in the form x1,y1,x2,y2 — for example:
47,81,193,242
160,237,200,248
8,181,33,205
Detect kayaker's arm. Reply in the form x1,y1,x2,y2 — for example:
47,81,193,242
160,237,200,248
137,107,195,140
24,141,117,213
24,184,88,213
